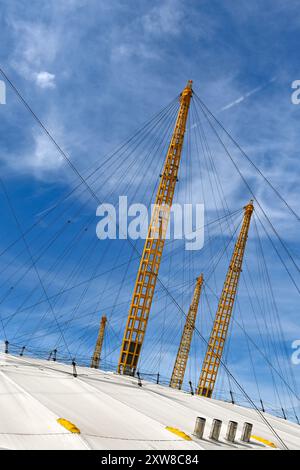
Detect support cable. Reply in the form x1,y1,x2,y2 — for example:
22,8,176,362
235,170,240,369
194,93,299,222
194,94,300,289
0,73,289,448
0,178,72,359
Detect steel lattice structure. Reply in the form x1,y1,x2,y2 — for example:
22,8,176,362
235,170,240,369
118,81,193,375
197,201,254,398
170,274,203,389
91,315,107,369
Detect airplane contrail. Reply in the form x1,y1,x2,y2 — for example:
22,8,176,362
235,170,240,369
188,77,277,131
219,76,277,112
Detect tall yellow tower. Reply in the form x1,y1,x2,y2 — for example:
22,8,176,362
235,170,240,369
197,201,254,397
170,274,203,389
91,315,107,369
118,81,193,375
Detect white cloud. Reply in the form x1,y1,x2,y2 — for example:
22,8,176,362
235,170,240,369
35,71,56,89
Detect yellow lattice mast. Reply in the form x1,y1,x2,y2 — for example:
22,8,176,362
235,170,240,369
170,274,203,389
90,315,107,369
118,81,193,375
197,200,254,397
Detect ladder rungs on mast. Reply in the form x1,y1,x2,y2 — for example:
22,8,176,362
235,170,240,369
118,81,193,375
197,200,254,398
91,315,107,369
170,274,203,390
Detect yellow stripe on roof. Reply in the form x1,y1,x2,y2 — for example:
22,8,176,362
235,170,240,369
165,426,192,441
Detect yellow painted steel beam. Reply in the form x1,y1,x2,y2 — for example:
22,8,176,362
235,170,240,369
91,315,107,369
118,81,193,375
170,274,203,389
197,201,254,398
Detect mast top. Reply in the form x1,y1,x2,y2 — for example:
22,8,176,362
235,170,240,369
181,80,193,97
244,199,254,214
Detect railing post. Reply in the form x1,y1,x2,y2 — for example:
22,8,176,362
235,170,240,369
282,408,287,420
189,381,194,396
137,371,142,387
72,359,77,378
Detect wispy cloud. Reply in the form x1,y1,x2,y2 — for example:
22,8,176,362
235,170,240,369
9,19,60,84
1,113,66,178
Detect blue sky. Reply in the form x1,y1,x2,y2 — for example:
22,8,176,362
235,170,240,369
0,1,299,420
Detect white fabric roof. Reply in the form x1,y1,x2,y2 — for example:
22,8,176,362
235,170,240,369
0,353,299,450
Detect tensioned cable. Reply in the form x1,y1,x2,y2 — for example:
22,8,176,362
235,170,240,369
254,219,298,419
191,101,242,395
1,97,176,338
253,215,298,396
154,272,289,448
204,280,299,402
255,209,300,296
0,70,289,448
194,93,299,222
0,178,72,358
194,94,299,282
190,101,218,292
9,222,95,339
5,337,296,420
0,97,179,281
77,279,193,365
194,94,300,286
25,114,182,352
0,139,258,400
192,99,274,402
51,100,180,355
191,98,298,411
2,199,237,320
1,207,241,328
0,75,178,260
73,102,180,358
